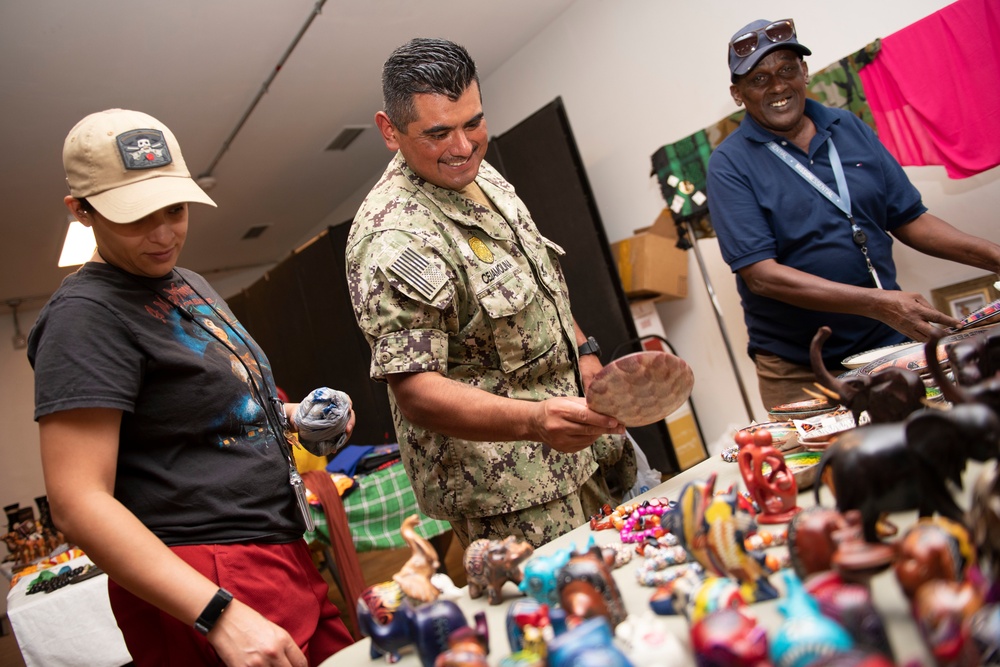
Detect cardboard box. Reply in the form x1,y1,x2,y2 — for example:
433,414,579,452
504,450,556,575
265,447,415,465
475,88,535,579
611,208,688,301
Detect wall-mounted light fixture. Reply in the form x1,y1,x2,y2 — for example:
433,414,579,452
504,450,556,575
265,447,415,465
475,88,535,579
58,213,96,267
7,299,27,349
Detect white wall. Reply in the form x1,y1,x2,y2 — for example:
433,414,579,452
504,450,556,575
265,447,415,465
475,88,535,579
3,0,999,535
477,0,1000,450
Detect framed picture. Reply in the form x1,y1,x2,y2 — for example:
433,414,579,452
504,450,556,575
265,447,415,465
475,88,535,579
931,274,1000,319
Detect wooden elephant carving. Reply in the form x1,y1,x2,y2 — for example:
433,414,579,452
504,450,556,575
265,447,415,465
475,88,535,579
814,403,1000,542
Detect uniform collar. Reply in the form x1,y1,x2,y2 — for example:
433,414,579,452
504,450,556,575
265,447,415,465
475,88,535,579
393,152,519,234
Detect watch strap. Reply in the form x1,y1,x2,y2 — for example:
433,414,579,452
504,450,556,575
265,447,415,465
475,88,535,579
194,588,233,635
578,336,601,357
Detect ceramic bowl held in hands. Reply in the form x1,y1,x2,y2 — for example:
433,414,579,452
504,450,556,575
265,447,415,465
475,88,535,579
586,351,694,427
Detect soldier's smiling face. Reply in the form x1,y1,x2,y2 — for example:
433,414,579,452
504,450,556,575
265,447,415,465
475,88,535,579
377,81,488,191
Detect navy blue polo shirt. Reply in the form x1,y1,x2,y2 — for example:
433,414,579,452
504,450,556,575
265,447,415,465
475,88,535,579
706,99,926,367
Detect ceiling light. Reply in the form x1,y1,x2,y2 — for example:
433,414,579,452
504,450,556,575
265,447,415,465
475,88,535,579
325,126,369,151
58,217,96,267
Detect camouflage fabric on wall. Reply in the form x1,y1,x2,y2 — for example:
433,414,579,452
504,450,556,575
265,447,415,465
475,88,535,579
651,40,881,239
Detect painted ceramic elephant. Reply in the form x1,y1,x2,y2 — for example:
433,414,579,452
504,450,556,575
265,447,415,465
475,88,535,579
810,326,926,424
355,597,479,667
814,403,1000,542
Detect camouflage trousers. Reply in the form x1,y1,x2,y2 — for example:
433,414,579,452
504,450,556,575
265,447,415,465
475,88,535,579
448,471,611,550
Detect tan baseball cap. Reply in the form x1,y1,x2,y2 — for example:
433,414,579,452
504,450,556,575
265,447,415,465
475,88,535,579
63,109,216,223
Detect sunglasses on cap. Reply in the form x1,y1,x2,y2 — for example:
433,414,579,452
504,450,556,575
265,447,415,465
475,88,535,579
730,19,796,58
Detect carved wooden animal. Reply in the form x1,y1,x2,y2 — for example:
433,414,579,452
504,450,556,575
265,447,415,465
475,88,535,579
463,536,533,605
392,514,441,603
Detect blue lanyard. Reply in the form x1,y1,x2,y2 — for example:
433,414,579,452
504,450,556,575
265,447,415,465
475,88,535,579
766,139,883,289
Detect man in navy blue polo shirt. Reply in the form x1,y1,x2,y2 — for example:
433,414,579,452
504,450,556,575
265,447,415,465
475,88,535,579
707,18,1000,411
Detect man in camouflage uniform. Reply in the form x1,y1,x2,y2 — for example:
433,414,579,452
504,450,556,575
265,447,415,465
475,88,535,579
346,38,634,549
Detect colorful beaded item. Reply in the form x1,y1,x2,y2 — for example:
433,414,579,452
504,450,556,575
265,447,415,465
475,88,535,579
636,555,702,588
589,497,671,532
619,501,671,544
744,527,788,552
721,444,739,462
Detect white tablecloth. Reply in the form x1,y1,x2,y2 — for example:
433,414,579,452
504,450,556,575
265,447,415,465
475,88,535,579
7,555,132,667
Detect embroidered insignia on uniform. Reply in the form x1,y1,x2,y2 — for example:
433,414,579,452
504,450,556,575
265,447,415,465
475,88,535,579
116,129,173,170
468,236,494,264
390,247,447,300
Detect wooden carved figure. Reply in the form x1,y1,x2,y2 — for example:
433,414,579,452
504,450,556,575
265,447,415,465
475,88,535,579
464,535,534,605
894,517,976,602
736,429,802,524
556,545,628,630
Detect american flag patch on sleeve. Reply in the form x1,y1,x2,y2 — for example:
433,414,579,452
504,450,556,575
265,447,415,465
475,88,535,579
389,247,447,300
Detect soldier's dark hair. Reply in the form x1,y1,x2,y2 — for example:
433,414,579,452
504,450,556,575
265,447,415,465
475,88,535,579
382,38,480,132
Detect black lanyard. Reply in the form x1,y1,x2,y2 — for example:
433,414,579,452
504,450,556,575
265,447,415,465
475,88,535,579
766,139,884,289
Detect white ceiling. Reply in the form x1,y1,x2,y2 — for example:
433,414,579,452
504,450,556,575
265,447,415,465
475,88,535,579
0,0,576,313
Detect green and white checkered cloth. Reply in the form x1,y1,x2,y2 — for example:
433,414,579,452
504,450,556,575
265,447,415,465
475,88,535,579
305,462,451,552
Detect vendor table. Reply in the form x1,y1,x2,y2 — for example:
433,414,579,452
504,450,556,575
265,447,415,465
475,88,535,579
6,554,132,667
324,453,983,666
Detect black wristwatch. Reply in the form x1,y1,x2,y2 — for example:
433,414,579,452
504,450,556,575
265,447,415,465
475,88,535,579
578,336,601,358
194,588,234,635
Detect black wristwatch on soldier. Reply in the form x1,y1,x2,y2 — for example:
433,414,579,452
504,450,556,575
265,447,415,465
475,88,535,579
578,336,601,358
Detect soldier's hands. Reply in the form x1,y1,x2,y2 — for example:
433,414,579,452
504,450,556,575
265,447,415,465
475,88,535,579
531,396,624,453
873,289,961,341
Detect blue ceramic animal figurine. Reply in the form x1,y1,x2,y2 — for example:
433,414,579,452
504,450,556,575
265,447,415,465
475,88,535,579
770,570,854,667
546,615,635,667
519,547,572,606
355,596,471,667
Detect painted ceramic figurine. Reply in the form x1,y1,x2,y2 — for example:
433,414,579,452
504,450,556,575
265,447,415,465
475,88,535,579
690,607,772,667
556,544,628,629
736,428,802,524
770,570,854,667
356,598,475,667
804,570,894,660
614,612,687,667
545,615,635,667
518,547,572,607
894,517,977,602
505,597,550,655
961,603,1000,666
664,473,778,604
432,620,490,667
787,506,851,580
464,535,534,605
969,461,1000,602
912,580,984,667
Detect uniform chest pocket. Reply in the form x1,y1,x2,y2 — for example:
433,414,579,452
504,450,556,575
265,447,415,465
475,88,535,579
477,268,558,374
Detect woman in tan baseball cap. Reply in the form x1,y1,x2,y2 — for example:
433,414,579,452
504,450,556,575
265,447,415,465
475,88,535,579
29,109,355,666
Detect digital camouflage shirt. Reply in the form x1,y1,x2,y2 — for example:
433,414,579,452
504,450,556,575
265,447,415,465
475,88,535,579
346,152,600,519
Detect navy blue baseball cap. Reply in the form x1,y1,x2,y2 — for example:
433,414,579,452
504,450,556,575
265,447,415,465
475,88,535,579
728,19,811,82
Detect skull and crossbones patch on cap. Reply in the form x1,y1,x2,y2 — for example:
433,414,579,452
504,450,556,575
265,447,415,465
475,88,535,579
116,129,173,170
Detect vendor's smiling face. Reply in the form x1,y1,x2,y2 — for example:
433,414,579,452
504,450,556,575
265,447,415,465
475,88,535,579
731,49,810,139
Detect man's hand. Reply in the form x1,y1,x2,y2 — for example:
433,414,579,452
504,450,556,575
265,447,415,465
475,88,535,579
872,289,961,340
529,396,625,453
210,600,308,667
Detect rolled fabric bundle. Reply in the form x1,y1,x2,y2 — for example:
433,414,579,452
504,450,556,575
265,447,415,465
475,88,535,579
294,387,351,456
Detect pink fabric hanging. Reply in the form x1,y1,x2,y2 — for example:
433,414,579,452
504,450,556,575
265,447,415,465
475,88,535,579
858,0,1000,178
